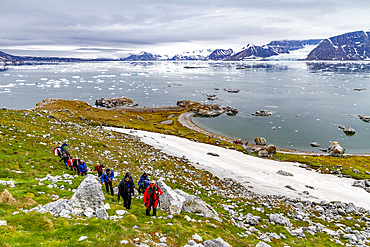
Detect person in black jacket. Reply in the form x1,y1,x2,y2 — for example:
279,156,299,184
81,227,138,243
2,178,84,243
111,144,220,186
59,154,70,170
118,174,135,209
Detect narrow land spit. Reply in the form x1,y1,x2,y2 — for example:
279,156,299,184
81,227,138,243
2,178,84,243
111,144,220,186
106,127,370,210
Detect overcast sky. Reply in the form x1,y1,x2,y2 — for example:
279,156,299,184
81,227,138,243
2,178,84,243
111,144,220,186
0,0,369,58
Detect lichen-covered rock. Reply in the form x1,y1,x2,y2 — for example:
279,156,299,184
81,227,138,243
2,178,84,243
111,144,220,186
203,237,232,247
269,213,292,227
327,141,345,157
157,179,186,215
265,144,276,154
32,175,108,220
95,97,138,108
244,213,261,225
258,150,269,157
176,100,237,117
254,137,267,146
157,179,221,221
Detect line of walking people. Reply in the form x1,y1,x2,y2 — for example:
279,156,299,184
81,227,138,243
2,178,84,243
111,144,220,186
99,169,162,217
54,143,88,176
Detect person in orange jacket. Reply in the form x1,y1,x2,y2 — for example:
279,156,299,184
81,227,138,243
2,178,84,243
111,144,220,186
143,180,163,217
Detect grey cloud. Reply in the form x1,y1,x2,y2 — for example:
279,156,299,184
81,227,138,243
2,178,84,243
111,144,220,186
0,0,369,56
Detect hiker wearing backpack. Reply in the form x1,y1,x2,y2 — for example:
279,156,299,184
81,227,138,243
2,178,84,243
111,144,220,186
117,173,135,209
59,154,70,170
95,162,105,177
78,160,87,176
53,145,63,158
101,169,114,196
138,172,150,194
143,180,163,217
72,157,80,173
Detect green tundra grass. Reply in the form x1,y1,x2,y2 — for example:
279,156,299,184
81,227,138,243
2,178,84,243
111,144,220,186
0,99,368,246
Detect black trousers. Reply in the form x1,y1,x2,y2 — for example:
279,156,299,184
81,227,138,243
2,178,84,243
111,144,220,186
98,171,103,177
105,181,114,196
146,203,157,216
124,195,132,209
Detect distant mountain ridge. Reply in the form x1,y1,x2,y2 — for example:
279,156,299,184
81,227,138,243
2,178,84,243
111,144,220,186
227,39,322,61
3,31,370,63
307,31,370,60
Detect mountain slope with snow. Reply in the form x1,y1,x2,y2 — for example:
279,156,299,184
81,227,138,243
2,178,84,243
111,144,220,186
307,31,370,60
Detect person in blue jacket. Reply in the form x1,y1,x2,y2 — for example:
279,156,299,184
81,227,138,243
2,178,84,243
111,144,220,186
138,172,150,194
78,160,87,176
101,169,114,196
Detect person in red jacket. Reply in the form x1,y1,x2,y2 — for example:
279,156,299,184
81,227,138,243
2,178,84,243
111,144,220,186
143,180,163,217
95,162,105,177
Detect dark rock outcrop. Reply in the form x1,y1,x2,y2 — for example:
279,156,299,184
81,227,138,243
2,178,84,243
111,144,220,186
176,100,237,117
95,97,138,108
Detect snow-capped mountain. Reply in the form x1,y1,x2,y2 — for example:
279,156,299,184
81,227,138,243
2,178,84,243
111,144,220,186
307,31,370,60
227,44,287,60
121,52,163,61
267,39,322,51
206,49,233,60
168,49,214,60
227,39,322,61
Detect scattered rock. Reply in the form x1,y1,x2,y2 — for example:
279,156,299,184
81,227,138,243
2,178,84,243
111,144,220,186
192,234,203,242
0,220,7,226
256,241,271,247
244,213,261,225
310,142,320,147
251,110,273,116
0,189,17,205
223,88,240,93
258,150,269,157
269,213,292,227
203,237,232,247
277,170,293,176
327,141,345,157
95,97,138,108
176,100,237,117
254,137,267,146
159,120,174,125
343,127,356,135
206,95,219,101
289,228,306,238
207,152,219,157
265,144,276,154
157,179,221,221
358,115,370,122
78,236,88,241
32,175,108,220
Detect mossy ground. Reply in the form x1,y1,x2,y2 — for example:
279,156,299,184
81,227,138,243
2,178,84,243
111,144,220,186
0,99,368,246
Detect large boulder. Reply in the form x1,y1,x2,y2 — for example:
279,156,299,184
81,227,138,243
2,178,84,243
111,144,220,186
265,144,276,154
269,213,292,227
32,175,108,220
157,179,221,221
327,141,345,157
203,237,231,247
157,179,186,215
254,137,267,146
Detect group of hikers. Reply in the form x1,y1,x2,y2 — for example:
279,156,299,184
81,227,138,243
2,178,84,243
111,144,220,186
54,143,87,176
53,143,163,216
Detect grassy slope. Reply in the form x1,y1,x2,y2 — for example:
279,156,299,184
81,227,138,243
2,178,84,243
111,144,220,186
0,99,368,246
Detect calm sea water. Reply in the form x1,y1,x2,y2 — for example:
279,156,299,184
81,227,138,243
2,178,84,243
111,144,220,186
1,61,369,154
